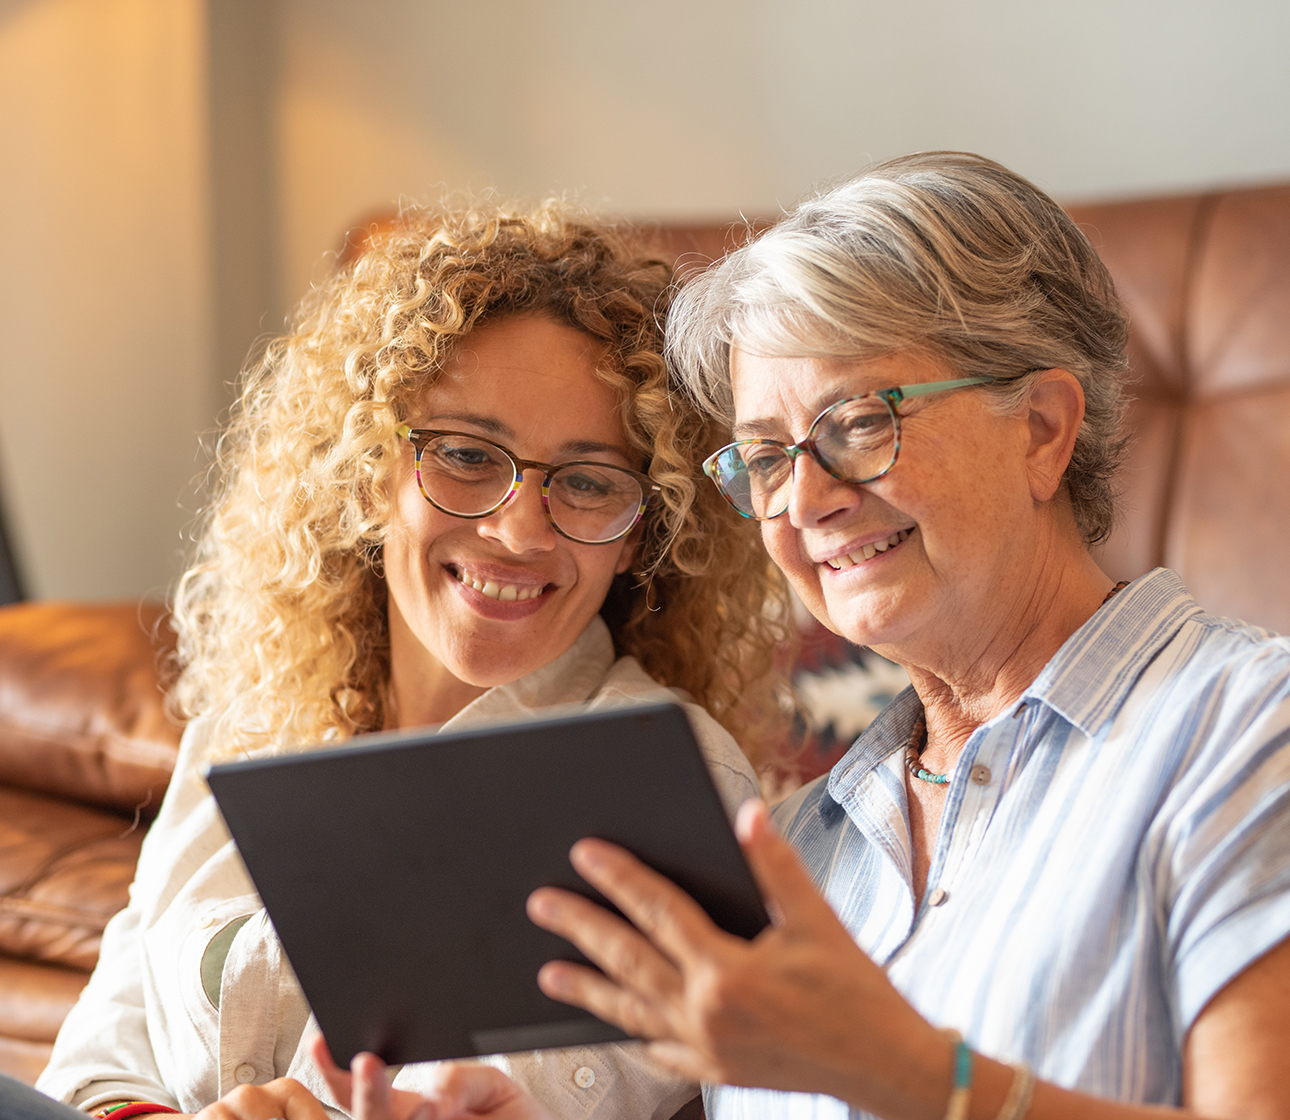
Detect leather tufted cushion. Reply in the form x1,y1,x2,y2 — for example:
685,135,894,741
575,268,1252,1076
0,785,144,970
1072,186,1290,635
0,954,88,1043
0,602,183,814
0,954,88,1083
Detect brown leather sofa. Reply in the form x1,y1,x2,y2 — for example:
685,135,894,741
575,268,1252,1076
0,603,182,1083
2,180,1288,1086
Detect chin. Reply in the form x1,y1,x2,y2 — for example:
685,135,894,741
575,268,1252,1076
821,596,897,650
453,658,527,689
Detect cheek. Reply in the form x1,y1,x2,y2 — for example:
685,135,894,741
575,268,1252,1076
761,521,815,590
577,540,631,594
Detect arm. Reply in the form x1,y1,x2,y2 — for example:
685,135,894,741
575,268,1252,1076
38,720,225,1112
527,800,1290,1120
36,885,180,1113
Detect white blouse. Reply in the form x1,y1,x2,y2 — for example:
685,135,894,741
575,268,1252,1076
39,617,759,1120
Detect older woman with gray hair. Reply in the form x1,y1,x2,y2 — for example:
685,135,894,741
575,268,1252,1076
512,152,1290,1120
309,153,1290,1120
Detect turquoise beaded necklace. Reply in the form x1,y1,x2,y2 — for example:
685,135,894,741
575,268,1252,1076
903,715,949,784
904,580,1130,786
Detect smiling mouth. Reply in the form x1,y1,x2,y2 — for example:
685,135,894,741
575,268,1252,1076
450,565,547,602
824,528,913,570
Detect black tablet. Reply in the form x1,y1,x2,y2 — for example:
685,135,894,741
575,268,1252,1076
0,1073,89,1120
206,700,768,1065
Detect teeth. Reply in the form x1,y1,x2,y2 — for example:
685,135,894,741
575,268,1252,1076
453,567,543,602
825,529,911,570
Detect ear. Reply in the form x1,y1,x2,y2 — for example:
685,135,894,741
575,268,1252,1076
1024,369,1084,504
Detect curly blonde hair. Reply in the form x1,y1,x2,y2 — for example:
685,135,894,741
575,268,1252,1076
173,199,787,763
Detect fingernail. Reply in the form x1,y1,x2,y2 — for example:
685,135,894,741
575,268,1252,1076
538,963,569,995
569,839,605,872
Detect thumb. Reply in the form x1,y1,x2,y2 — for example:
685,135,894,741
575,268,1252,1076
310,1033,354,1109
735,799,839,931
352,1051,421,1120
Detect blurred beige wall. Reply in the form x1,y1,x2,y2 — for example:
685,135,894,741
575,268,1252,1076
275,0,1290,312
0,0,213,600
1,0,1289,600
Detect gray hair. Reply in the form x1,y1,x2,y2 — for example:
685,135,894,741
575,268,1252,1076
667,151,1130,545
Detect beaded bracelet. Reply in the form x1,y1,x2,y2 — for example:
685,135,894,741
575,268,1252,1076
995,1061,1037,1120
944,1030,973,1120
90,1102,180,1119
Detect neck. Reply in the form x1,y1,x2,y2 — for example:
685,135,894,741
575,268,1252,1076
874,543,1113,772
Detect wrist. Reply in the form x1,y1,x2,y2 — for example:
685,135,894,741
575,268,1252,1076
89,1102,181,1120
944,1032,972,1120
835,1020,963,1120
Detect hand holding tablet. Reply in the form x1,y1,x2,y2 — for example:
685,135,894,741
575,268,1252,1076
208,701,768,1066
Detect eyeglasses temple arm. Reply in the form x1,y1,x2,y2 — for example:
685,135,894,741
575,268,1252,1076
888,376,993,403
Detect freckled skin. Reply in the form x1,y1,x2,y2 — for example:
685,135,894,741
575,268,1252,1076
730,348,1038,663
383,315,638,729
730,348,1113,898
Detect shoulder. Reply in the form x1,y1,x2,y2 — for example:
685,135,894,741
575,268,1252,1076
127,715,234,916
1173,609,1290,676
1146,611,1290,744
589,655,760,819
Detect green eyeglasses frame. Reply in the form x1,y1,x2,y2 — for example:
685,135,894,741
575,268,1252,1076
702,376,993,520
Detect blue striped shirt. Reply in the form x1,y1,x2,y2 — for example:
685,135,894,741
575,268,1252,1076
708,569,1290,1120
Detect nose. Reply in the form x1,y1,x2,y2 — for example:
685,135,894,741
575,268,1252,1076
785,451,863,529
479,469,558,552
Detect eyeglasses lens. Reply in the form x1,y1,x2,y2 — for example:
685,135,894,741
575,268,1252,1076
417,434,644,543
418,434,515,516
547,465,644,543
713,396,897,519
714,444,793,520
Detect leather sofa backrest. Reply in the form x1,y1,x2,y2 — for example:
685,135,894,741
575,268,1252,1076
1070,185,1290,634
0,602,182,814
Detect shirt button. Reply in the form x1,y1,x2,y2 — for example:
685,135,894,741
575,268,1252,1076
198,913,218,928
234,1062,257,1084
928,888,949,907
573,1066,596,1089
969,764,991,786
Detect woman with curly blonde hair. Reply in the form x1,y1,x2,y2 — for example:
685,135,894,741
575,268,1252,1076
36,200,785,1120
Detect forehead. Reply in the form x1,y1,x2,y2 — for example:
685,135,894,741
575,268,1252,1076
408,314,631,452
728,347,946,436
439,314,608,386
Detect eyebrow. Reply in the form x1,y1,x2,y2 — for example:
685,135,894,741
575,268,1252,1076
424,412,633,461
729,418,789,441
730,385,892,441
426,411,511,437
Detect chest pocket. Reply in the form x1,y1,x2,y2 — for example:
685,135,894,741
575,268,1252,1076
201,915,254,1009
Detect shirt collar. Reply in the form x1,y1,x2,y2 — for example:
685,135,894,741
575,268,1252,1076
826,684,922,805
822,568,1203,809
1021,568,1202,737
439,615,616,730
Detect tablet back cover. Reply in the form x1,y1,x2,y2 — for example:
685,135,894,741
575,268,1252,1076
207,701,767,1064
